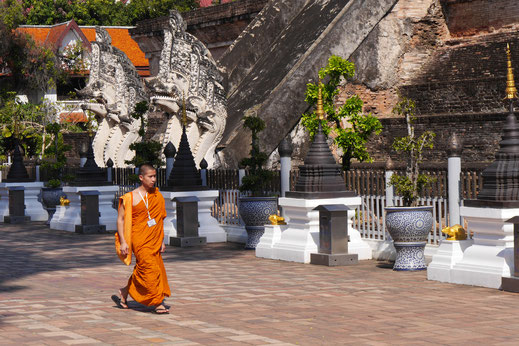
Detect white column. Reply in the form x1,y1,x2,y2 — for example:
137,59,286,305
448,156,462,226
385,170,394,207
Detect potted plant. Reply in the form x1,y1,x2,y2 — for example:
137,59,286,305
238,116,278,249
40,123,71,224
386,97,436,271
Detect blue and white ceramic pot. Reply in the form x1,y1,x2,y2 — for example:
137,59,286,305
40,187,65,225
385,206,433,271
238,196,278,249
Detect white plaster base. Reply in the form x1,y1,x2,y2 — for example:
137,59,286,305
0,182,47,222
161,190,227,245
223,225,247,243
448,206,518,289
427,239,473,283
49,185,119,232
256,224,285,258
258,196,367,264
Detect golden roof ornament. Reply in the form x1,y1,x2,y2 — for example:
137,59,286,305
505,43,518,100
182,92,188,126
316,80,325,121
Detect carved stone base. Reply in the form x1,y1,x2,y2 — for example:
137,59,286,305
4,215,30,224
170,236,207,247
502,276,519,293
310,253,358,266
75,224,107,234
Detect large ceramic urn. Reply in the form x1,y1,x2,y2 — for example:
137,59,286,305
385,206,433,271
238,196,278,249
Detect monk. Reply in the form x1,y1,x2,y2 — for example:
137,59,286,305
112,163,171,314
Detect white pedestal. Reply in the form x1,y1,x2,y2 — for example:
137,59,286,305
50,185,119,232
256,224,285,258
161,189,227,245
448,206,518,289
347,209,373,260
0,182,47,222
427,239,473,283
258,196,368,264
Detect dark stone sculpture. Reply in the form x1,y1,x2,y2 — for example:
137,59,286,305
5,140,33,182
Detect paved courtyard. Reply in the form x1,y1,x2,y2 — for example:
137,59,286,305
1,222,519,345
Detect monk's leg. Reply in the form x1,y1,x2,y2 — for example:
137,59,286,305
119,285,129,308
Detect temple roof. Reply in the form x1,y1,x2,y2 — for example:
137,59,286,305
17,20,150,76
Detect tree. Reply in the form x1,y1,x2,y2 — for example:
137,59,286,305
13,0,199,26
389,96,436,207
0,2,64,94
302,55,383,171
124,101,164,169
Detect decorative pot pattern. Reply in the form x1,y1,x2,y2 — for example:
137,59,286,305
238,197,278,249
385,206,433,271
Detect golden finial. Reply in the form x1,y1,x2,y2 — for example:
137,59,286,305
181,91,187,126
316,80,325,120
505,43,518,100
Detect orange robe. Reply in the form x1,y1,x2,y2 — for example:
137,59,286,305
115,188,171,306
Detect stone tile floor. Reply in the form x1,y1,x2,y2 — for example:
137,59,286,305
1,222,519,345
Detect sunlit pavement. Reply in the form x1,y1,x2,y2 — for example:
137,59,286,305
2,222,519,345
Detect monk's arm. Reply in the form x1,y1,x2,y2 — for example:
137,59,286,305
117,202,129,255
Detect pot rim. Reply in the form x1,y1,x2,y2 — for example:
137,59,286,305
385,206,433,212
238,196,278,202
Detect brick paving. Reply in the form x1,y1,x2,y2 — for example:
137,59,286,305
2,223,519,345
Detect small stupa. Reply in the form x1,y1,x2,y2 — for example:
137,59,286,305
163,95,206,191
5,139,33,182
465,43,519,208
72,136,109,186
286,81,355,199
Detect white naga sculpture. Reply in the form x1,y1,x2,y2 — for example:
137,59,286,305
79,27,147,167
79,12,227,168
148,11,227,168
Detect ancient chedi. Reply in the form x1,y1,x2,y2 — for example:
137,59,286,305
5,140,32,182
286,82,355,199
163,96,205,191
466,44,519,207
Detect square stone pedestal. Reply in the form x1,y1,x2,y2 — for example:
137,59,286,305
50,185,118,232
427,239,473,283
0,182,47,222
161,189,226,245
256,196,371,264
447,206,518,289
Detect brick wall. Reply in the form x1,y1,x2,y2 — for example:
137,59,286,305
366,111,512,166
441,0,519,36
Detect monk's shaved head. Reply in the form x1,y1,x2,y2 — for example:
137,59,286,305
138,163,156,176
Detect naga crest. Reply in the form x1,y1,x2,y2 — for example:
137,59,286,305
78,27,148,167
149,10,227,168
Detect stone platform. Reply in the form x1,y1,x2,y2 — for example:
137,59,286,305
0,182,47,222
162,189,227,244
49,185,119,232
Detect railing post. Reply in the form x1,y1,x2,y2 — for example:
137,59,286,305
279,137,293,197
79,141,88,168
238,167,246,187
200,158,208,187
106,158,113,183
385,157,394,207
447,132,463,226
35,157,41,182
164,141,176,179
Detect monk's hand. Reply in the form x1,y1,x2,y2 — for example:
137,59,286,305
160,243,166,253
120,242,129,256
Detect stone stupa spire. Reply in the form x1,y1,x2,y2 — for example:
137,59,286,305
467,43,519,207
286,81,354,199
163,94,205,191
5,138,33,182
